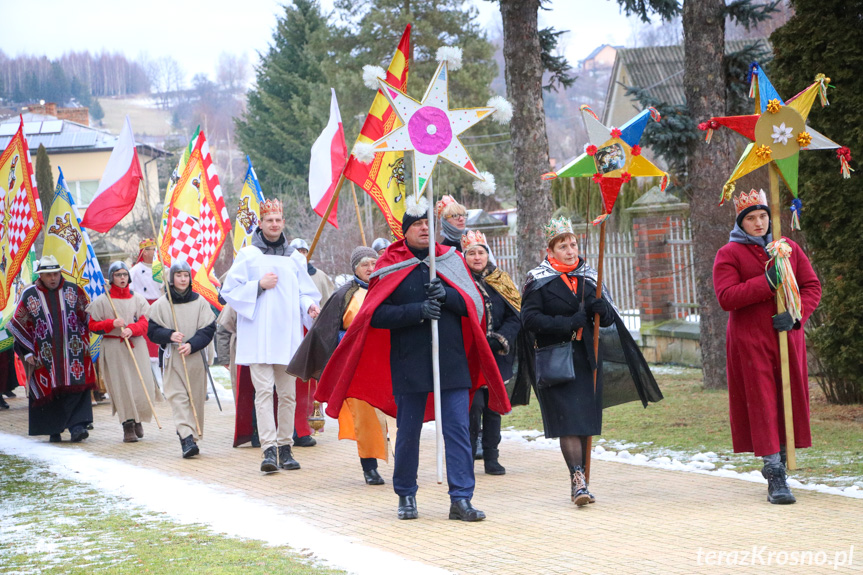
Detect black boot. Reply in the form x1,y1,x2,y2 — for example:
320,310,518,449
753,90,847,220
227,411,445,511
762,464,796,504
473,436,484,460
292,431,317,447
49,433,61,443
0,396,8,409
397,495,418,520
570,466,590,507
448,499,486,522
483,449,506,475
363,468,385,485
70,425,89,443
123,421,138,443
278,445,300,470
260,446,279,473
179,434,199,458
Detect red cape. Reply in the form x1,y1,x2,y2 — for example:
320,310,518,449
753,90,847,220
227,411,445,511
315,240,511,421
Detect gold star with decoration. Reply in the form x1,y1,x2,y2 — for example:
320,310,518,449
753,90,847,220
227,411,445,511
703,62,852,229
542,105,668,224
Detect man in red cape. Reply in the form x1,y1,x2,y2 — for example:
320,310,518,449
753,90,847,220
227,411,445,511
316,206,510,522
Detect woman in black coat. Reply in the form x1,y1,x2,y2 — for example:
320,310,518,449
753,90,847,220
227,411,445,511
462,231,521,475
520,217,616,506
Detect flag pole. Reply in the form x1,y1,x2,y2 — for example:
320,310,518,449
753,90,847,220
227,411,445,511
586,218,607,484
307,173,346,261
350,181,367,246
769,163,796,470
102,282,162,429
139,177,203,437
426,174,444,484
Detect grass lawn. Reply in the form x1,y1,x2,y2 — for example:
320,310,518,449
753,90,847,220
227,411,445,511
503,366,863,487
0,455,344,575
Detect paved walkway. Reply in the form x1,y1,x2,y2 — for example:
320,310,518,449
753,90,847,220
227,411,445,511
1,386,861,575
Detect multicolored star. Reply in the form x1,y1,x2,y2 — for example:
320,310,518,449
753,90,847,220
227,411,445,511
543,105,668,224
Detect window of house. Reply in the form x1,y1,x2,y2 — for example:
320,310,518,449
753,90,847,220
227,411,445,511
70,180,100,206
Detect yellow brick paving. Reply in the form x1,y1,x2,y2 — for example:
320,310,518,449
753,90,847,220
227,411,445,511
1,390,861,574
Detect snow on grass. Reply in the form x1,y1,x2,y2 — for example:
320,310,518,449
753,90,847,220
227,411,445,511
0,432,449,575
498,428,863,500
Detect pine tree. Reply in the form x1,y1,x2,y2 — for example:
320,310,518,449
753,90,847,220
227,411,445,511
771,0,863,403
35,144,55,255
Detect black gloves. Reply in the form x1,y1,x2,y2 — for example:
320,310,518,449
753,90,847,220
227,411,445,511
487,337,504,354
765,264,781,290
425,278,447,302
589,298,611,318
570,311,588,331
421,298,442,320
772,311,795,332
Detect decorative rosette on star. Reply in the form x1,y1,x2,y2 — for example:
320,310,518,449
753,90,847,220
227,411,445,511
542,105,668,225
704,62,851,229
362,46,511,204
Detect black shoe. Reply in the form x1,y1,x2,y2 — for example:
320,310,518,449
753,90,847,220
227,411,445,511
448,499,486,522
0,397,8,409
70,426,89,443
86,423,94,430
293,434,317,447
260,446,279,473
397,495,418,520
278,445,300,470
570,466,590,507
179,434,199,458
4,390,16,398
762,464,796,504
363,468,385,485
483,458,506,476
473,436,484,460
49,434,61,443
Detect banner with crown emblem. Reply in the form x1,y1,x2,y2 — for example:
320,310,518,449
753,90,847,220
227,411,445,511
233,157,265,256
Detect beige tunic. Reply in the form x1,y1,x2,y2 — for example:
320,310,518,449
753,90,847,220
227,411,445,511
148,294,216,439
87,293,159,424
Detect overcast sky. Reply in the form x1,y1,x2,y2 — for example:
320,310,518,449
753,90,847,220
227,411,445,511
1,0,638,82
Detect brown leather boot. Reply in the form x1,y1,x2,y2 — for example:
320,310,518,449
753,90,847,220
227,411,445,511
123,421,137,443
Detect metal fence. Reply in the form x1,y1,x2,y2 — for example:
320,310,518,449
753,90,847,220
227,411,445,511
668,216,699,322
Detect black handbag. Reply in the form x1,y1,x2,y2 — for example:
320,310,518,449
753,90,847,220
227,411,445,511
534,332,576,390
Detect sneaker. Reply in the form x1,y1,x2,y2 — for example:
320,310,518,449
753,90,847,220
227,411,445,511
260,446,279,473
278,445,300,470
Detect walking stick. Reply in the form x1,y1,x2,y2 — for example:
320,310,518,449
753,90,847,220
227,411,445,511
769,164,796,470
350,181,367,247
201,351,223,412
103,283,162,429
139,179,203,438
307,174,346,261
586,218,607,484
427,174,444,484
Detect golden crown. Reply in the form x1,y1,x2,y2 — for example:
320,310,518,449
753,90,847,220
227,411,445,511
138,238,156,249
544,216,574,244
733,189,769,216
260,198,283,217
460,229,488,252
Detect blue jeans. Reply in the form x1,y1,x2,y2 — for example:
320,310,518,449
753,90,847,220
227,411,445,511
393,388,474,501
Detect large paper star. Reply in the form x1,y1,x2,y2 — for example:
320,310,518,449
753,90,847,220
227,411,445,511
543,105,668,224
370,60,495,199
705,62,848,213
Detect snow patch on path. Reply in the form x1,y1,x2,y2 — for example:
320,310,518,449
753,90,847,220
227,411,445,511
499,429,863,500
0,432,450,575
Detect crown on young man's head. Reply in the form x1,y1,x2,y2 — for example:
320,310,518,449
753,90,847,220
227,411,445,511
733,189,769,216
260,198,283,217
544,216,574,244
460,229,488,252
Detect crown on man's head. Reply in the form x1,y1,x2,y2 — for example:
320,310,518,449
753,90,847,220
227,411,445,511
733,189,769,216
461,229,488,252
544,216,574,244
260,198,283,217
435,195,458,219
139,238,156,249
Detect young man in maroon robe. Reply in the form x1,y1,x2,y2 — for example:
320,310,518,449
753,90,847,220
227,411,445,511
316,204,511,521
713,189,821,505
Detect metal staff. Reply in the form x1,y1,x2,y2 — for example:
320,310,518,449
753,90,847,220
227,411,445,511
102,282,162,429
426,174,444,484
139,178,203,437
202,351,223,412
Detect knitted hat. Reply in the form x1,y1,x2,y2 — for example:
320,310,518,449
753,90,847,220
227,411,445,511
108,261,130,283
169,260,192,285
350,246,378,271
401,212,427,236
734,189,770,227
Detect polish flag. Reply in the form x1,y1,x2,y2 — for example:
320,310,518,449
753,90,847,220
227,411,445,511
81,116,143,232
309,89,347,228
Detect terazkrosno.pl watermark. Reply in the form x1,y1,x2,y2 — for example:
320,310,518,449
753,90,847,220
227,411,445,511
697,546,854,569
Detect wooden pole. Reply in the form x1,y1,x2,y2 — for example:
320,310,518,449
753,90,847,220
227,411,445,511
769,164,796,470
350,181,367,247
139,179,203,437
585,219,607,483
307,173,346,261
102,282,162,429
426,174,444,484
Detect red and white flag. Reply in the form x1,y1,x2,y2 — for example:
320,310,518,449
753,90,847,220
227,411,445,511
308,88,347,229
81,116,143,232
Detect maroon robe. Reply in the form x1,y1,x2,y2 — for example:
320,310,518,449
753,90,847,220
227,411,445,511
713,237,821,456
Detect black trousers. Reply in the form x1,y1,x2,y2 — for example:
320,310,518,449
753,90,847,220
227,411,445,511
469,388,501,457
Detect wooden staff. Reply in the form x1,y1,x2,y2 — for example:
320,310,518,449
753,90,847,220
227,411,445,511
769,164,796,470
585,219,607,484
102,282,162,429
350,181,367,247
307,174,346,261
139,179,203,437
